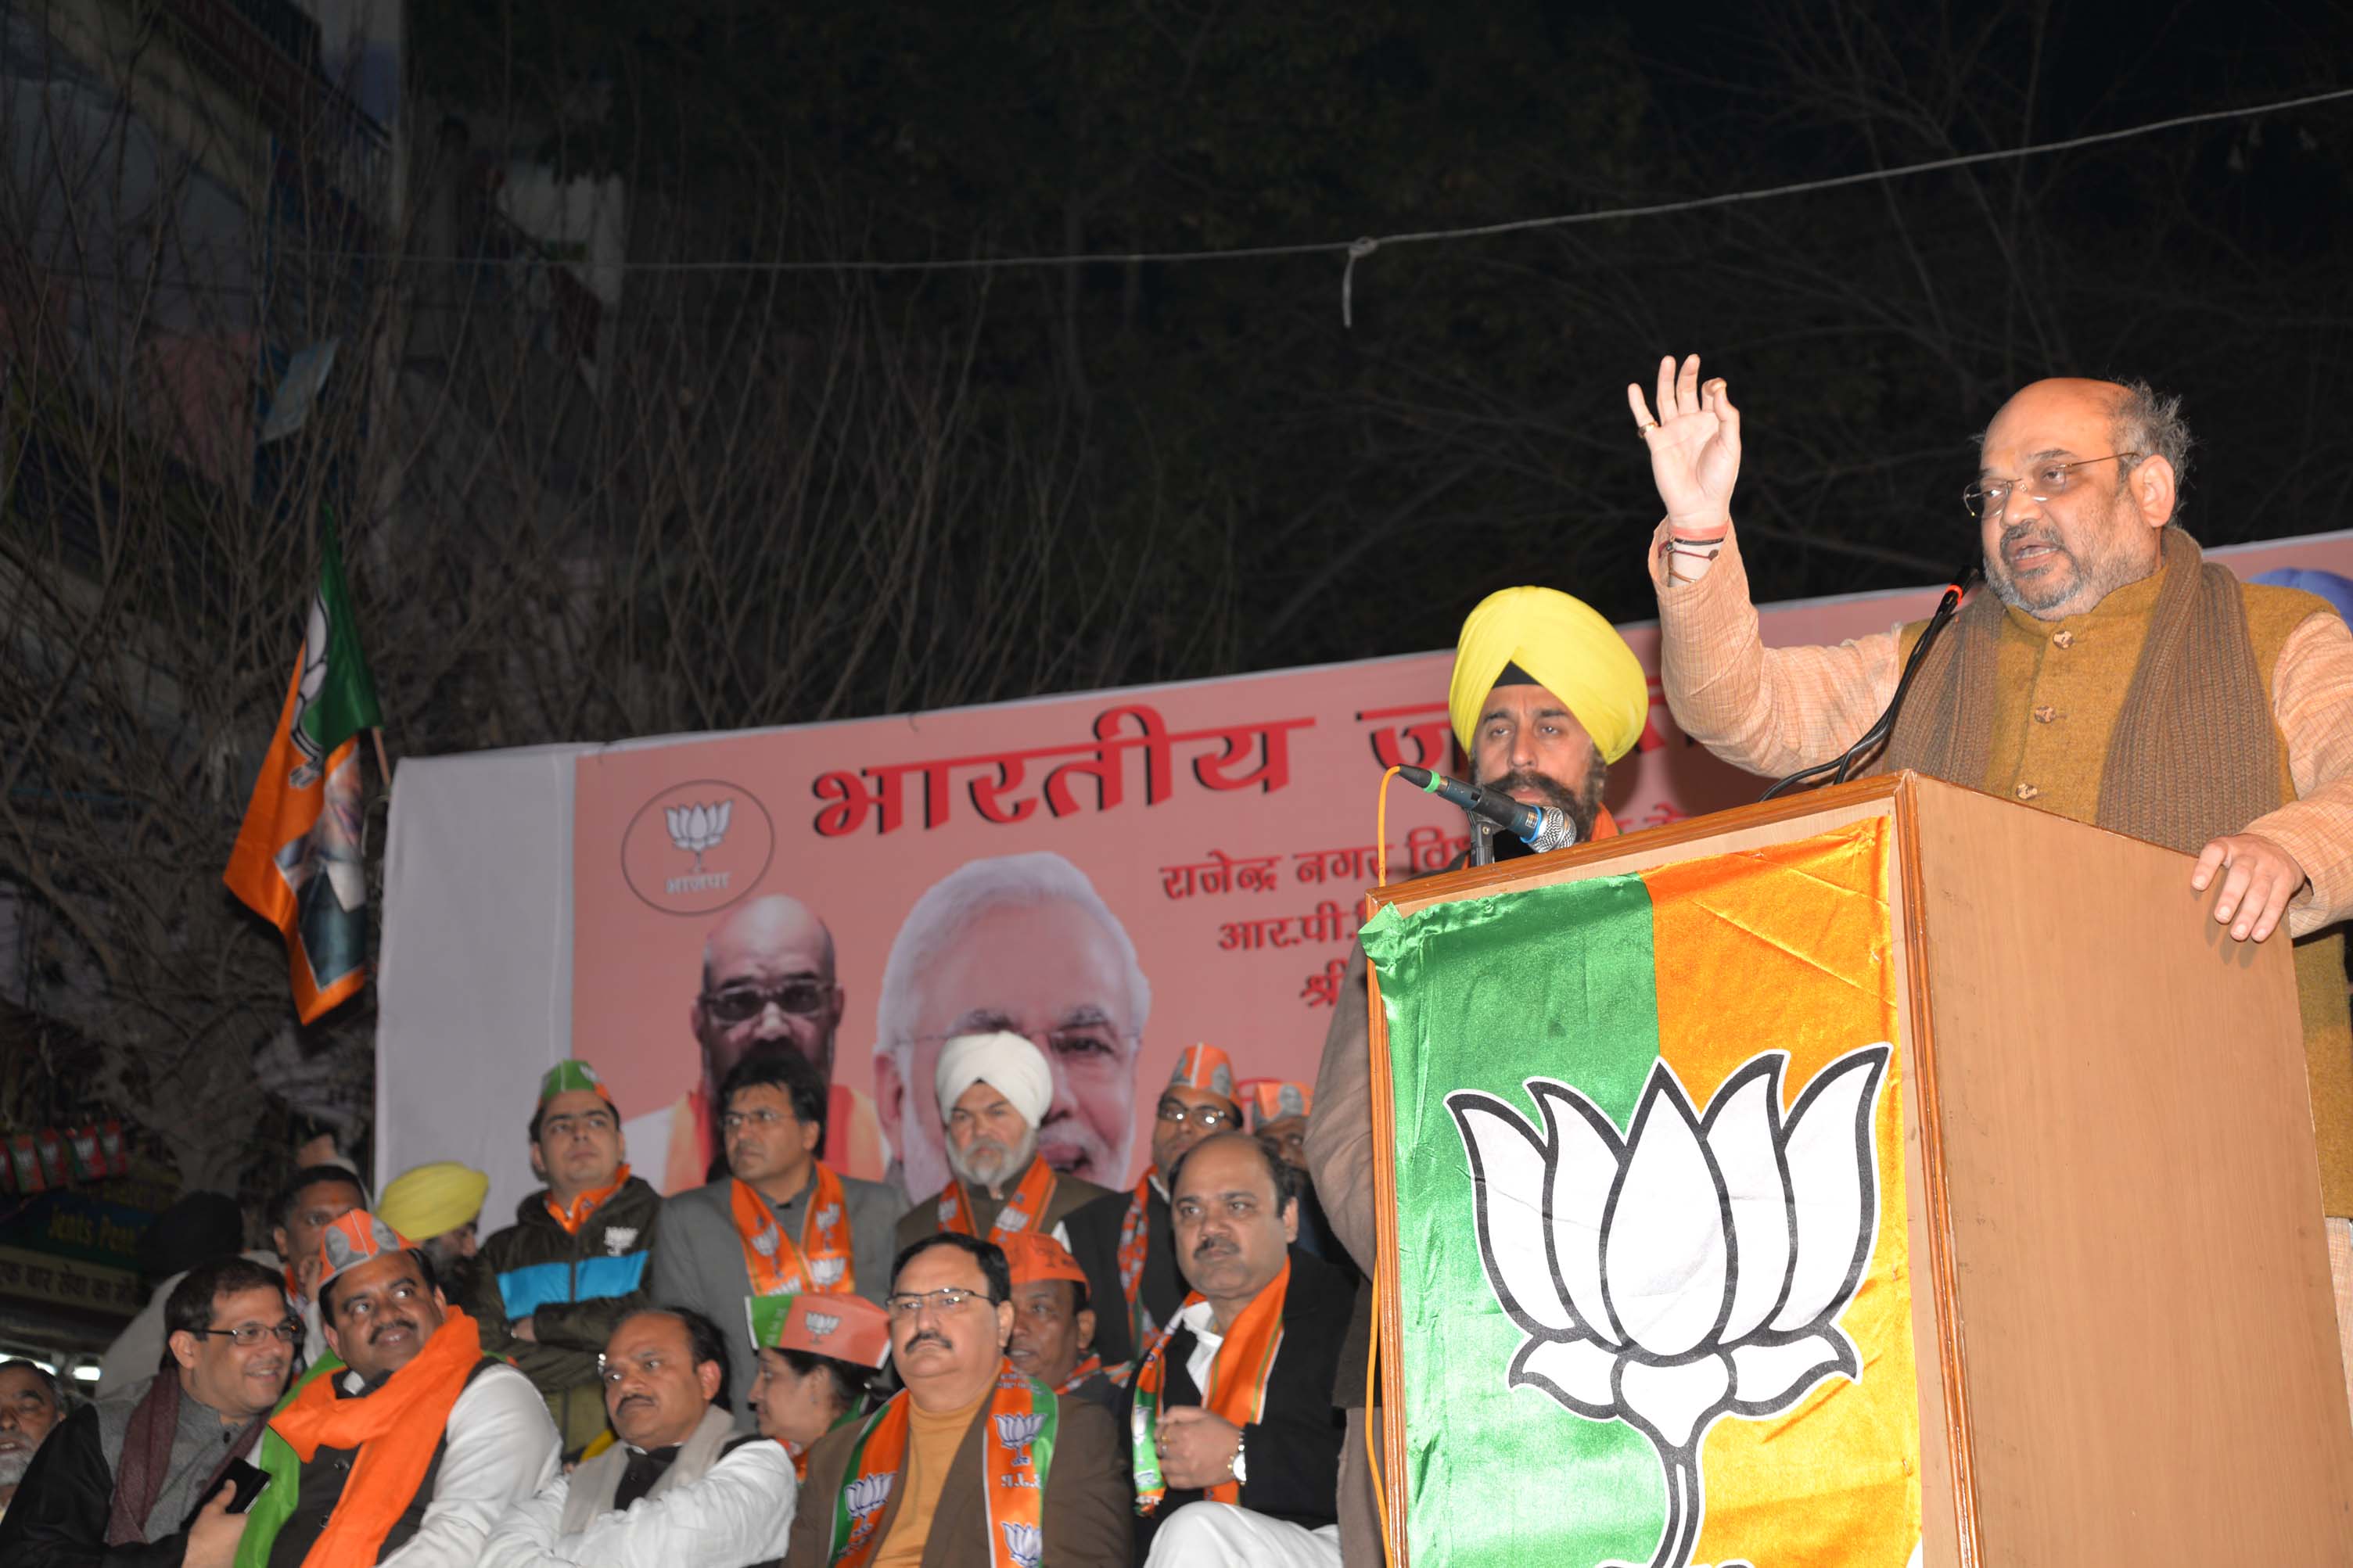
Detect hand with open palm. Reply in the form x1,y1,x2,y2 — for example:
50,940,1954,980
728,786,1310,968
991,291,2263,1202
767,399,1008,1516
1627,353,1741,542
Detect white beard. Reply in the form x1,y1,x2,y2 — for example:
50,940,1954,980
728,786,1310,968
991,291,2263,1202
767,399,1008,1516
948,1126,1039,1193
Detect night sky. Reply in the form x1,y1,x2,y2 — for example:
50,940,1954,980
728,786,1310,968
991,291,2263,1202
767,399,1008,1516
415,0,2353,687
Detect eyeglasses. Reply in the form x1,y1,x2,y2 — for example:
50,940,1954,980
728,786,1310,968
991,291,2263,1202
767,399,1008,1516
1962,453,2141,520
702,981,830,1024
199,1320,303,1347
1156,1099,1238,1132
883,1286,991,1318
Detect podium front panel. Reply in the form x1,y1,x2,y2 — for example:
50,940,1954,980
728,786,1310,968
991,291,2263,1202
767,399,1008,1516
1364,813,1927,1566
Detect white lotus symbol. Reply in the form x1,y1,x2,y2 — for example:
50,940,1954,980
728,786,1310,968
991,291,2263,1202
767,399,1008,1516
1447,1045,1890,1568
664,798,731,872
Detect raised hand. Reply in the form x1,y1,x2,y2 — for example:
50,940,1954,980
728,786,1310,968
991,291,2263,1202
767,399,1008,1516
1626,353,1741,538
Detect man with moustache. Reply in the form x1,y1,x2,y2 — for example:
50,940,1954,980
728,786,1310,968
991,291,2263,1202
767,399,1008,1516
1000,1233,1125,1417
238,1211,559,1566
893,1032,1135,1368
1127,1134,1354,1567
1115,1046,1245,1350
627,894,887,1190
1303,581,1651,1565
1627,352,2353,1405
0,1258,293,1566
480,1308,796,1568
780,1232,1130,1568
875,852,1150,1197
469,1060,663,1459
0,1361,64,1520
650,1049,900,1418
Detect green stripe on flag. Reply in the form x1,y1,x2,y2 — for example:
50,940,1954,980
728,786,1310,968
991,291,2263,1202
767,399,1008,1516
1361,873,1666,1566
299,515,382,758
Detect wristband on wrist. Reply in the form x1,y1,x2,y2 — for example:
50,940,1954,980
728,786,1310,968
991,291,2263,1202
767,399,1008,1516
1231,1425,1248,1485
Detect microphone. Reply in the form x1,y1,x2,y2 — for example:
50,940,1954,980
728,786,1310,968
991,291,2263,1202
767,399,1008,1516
1396,766,1581,853
1761,563,1980,801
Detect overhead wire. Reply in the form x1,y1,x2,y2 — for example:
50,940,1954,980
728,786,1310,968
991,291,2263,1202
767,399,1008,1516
7,82,2348,324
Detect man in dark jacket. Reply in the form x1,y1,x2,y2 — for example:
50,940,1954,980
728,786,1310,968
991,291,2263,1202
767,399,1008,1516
0,1256,293,1566
469,1059,663,1458
1126,1133,1353,1566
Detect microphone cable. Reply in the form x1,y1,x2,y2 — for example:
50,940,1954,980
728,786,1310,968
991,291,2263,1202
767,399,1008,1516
1761,565,1980,801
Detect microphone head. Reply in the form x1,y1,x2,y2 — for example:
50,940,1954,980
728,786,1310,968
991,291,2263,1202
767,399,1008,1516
1525,807,1580,853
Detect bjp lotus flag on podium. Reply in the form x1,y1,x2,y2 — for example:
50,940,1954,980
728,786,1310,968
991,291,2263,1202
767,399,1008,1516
225,527,382,1022
1361,817,1919,1568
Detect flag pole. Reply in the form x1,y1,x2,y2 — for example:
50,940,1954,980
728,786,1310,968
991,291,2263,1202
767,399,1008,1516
370,727,392,787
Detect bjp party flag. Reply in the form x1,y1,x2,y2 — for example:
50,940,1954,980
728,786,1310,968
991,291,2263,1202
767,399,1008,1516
1360,818,1919,1567
225,526,382,1022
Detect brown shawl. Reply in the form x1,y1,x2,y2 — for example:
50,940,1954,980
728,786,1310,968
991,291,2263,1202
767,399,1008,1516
104,1372,264,1545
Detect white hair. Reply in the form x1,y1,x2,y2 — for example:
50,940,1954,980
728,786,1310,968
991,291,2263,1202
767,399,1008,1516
873,851,1151,1062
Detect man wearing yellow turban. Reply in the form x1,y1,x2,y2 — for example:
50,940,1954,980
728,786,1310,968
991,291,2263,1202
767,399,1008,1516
1290,586,1651,1568
1446,584,1649,852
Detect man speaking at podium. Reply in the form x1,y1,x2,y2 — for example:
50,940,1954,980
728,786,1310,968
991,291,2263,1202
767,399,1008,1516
1629,353,2353,1408
1302,585,1650,1564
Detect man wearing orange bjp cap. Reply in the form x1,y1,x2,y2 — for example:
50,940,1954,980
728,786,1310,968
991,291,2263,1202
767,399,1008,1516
235,1210,559,1567
1115,1044,1245,1353
1002,1231,1126,1416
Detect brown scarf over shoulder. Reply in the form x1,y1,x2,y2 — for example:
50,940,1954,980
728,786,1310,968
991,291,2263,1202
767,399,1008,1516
1876,528,2283,850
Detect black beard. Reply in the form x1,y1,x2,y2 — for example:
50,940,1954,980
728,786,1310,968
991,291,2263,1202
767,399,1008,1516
1477,763,1605,846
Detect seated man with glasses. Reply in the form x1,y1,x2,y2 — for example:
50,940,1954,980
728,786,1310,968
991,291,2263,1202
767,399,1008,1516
893,1031,1137,1370
482,1307,796,1567
1114,1046,1244,1350
781,1231,1130,1568
469,1059,666,1460
1631,353,2353,1406
0,1256,296,1565
651,1049,901,1421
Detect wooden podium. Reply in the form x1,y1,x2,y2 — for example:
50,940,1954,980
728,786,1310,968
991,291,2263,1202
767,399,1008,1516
1364,772,2353,1566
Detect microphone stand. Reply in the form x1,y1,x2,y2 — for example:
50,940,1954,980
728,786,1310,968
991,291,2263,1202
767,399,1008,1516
1760,566,1979,802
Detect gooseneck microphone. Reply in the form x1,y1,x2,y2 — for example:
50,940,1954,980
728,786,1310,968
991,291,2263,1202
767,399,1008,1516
1761,564,1980,801
1396,765,1582,852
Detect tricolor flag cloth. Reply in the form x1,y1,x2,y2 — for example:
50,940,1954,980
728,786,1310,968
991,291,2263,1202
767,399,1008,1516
225,526,382,1022
1360,818,1919,1567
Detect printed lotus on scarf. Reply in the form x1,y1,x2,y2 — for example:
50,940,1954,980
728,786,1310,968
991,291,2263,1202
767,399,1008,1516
665,798,731,871
1446,1045,1891,1568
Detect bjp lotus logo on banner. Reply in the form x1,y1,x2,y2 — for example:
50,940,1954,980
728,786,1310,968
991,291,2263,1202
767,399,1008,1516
620,779,775,915
1363,818,1920,1568
666,798,731,872
1449,1046,1890,1568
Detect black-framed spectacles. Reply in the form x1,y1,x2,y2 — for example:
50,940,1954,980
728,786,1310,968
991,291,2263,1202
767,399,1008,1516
1156,1098,1238,1132
701,980,830,1024
1963,453,2141,520
198,1320,303,1347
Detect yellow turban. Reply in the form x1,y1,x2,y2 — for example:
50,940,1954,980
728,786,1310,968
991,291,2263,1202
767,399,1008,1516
1448,587,1647,762
375,1161,489,1241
